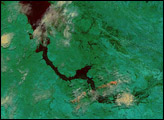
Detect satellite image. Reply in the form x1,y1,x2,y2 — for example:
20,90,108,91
1,1,163,119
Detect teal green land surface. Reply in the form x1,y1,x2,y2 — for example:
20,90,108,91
1,1,163,119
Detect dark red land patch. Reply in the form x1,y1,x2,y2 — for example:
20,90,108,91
19,1,51,30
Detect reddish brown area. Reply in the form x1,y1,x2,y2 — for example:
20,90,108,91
19,1,51,52
19,1,50,30
1,1,5,5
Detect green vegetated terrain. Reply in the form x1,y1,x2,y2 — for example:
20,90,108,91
1,1,163,119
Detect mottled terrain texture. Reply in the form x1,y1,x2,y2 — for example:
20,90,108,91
1,1,163,119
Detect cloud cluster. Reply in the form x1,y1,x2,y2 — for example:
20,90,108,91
115,92,134,106
19,3,31,15
1,33,14,48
